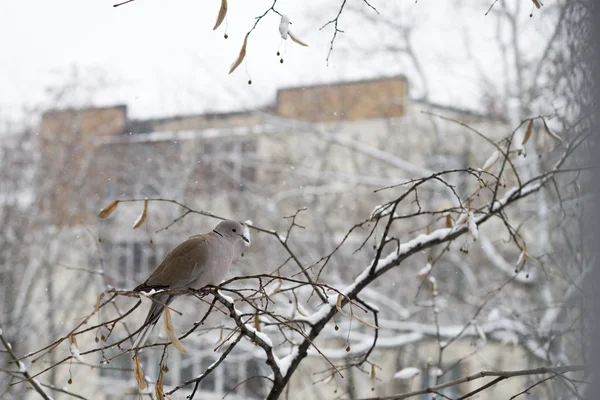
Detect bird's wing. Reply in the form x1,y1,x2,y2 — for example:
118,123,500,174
138,233,212,290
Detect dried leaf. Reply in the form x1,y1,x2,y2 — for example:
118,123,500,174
467,211,479,241
542,118,563,143
428,276,437,291
68,334,84,362
94,293,104,313
335,294,348,316
268,275,282,296
132,199,149,229
369,364,376,380
417,263,432,278
213,0,227,30
229,33,249,74
473,321,487,342
336,294,376,327
516,244,527,269
289,31,308,47
445,214,453,228
254,313,261,332
481,150,500,172
295,302,308,317
98,200,119,219
574,180,581,199
215,327,223,345
322,372,335,385
336,293,343,311
163,307,187,354
354,314,378,329
532,0,541,9
155,369,165,400
522,119,534,145
133,353,147,390
425,225,430,235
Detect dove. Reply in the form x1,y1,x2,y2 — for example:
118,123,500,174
131,219,249,350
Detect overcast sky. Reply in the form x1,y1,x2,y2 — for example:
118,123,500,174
0,0,553,122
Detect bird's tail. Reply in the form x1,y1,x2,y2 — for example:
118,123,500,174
131,294,173,351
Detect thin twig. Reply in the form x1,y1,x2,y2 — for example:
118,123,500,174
355,365,584,400
0,332,52,400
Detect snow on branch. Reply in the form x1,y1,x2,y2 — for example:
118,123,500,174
272,154,569,396
319,317,537,360
209,289,285,383
166,333,244,397
355,365,584,400
0,330,54,400
479,234,535,284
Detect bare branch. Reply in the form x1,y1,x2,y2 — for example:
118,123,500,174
355,365,584,400
0,331,52,400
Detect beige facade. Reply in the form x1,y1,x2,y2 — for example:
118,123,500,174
277,77,407,121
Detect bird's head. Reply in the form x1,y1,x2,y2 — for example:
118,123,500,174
214,220,250,244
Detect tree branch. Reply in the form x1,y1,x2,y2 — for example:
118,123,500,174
356,365,584,400
0,330,52,400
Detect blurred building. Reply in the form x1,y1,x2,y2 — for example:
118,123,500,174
11,75,544,400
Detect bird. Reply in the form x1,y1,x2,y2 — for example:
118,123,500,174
131,219,249,350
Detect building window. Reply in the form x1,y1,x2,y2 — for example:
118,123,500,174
419,362,463,400
425,153,467,206
104,183,115,200
197,139,257,191
98,339,162,400
244,358,266,398
97,339,266,399
103,240,168,289
164,352,266,399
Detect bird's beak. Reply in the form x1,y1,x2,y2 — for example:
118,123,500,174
240,234,250,244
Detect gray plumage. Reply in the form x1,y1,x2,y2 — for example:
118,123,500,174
132,220,248,350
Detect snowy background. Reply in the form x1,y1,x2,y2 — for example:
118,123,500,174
0,0,554,120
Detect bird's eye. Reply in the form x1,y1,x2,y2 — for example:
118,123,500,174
232,229,237,232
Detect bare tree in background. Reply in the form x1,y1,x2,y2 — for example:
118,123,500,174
0,70,127,397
